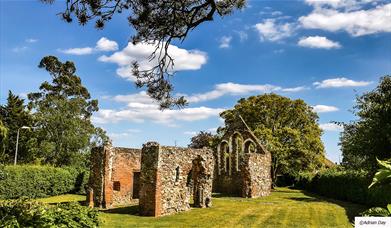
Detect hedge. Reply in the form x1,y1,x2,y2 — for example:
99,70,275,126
0,165,89,199
294,169,391,207
0,199,99,227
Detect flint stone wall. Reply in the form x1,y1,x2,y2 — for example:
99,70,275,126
139,142,214,217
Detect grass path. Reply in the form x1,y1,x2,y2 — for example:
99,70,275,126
98,188,366,228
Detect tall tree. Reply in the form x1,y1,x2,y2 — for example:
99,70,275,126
0,119,8,163
221,94,325,185
340,76,391,171
28,56,107,166
42,0,246,108
0,91,34,164
188,131,217,149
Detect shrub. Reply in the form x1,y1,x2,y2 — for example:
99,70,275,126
0,199,99,227
294,169,391,206
0,165,89,199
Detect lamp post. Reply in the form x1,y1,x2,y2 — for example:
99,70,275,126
14,126,32,165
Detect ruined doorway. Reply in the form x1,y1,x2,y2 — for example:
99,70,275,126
132,171,140,199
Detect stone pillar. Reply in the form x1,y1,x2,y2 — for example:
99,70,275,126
139,142,161,216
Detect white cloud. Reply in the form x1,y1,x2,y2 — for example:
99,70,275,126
281,86,308,92
59,37,118,55
219,36,232,48
320,123,343,131
12,46,28,53
184,131,197,135
312,105,339,113
314,77,372,88
235,31,248,42
58,47,94,55
98,41,207,81
299,3,391,36
304,0,382,11
207,128,218,133
108,129,141,139
254,19,296,42
25,38,38,43
93,91,223,126
298,36,341,49
184,82,306,103
96,37,118,51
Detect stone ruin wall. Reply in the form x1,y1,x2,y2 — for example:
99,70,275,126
139,142,214,217
214,129,272,198
87,145,141,208
240,152,272,198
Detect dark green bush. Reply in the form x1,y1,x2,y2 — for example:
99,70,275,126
294,169,391,206
0,165,89,199
0,199,99,227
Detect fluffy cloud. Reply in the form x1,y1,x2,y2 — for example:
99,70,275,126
185,82,307,103
96,37,118,51
298,36,341,49
93,91,223,126
320,123,343,131
312,105,339,113
304,0,382,11
299,3,391,36
59,47,94,55
314,77,372,88
184,131,197,135
59,37,118,55
219,36,232,48
254,19,296,42
98,42,207,81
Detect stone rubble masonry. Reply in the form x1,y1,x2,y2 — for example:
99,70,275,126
139,142,214,217
87,143,141,208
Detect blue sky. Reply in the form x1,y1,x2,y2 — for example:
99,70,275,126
1,0,390,162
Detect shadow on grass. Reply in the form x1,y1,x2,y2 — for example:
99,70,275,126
102,205,139,215
288,190,368,223
212,192,241,198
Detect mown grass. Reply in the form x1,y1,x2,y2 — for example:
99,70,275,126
99,188,366,228
35,188,366,227
36,194,86,204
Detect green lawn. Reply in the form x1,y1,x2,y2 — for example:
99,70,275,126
36,194,86,204
37,188,366,227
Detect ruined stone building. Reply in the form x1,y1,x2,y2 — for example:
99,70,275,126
214,116,272,198
87,117,271,217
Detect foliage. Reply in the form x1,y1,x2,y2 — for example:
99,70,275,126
369,158,391,188
0,165,88,199
340,76,391,171
27,56,108,166
294,169,391,206
0,119,8,162
361,158,391,216
0,91,34,164
361,205,391,217
188,131,217,149
0,199,99,228
220,94,325,185
42,0,246,108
